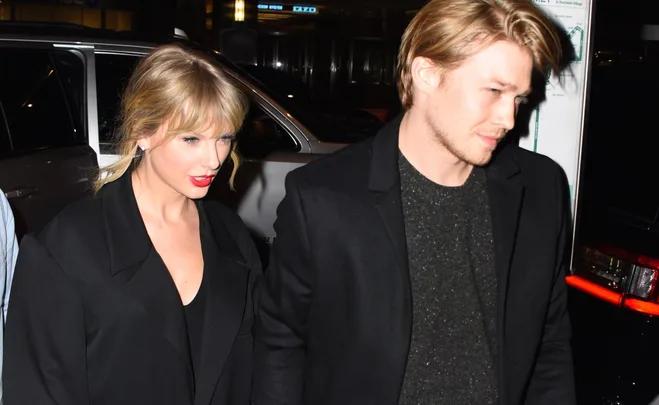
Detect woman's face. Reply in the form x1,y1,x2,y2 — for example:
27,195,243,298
139,122,235,200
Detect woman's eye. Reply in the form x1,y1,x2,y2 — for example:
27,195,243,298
218,136,235,145
183,136,198,144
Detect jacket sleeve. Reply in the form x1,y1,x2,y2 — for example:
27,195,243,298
525,172,577,405
253,173,313,405
4,235,89,405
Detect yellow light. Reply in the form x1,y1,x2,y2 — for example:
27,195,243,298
234,0,245,21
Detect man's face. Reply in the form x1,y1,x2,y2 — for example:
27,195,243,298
423,40,533,166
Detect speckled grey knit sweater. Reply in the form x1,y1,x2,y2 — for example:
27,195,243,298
397,152,498,405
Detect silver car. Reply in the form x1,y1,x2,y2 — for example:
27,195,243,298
0,23,375,249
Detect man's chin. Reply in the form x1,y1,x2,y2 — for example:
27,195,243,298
466,151,494,167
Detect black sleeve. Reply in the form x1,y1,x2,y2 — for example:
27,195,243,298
4,235,89,405
253,173,313,405
525,170,576,405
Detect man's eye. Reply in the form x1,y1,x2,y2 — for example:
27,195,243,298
516,96,529,105
488,88,502,95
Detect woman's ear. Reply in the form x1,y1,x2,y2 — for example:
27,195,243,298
137,121,168,151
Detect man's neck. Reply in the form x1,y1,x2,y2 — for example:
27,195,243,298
398,110,473,187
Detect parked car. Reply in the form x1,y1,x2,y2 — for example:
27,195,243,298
0,22,378,251
569,59,659,405
0,24,98,237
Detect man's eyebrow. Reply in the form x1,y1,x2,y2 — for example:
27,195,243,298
494,79,531,96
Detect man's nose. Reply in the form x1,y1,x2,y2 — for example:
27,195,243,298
496,100,517,131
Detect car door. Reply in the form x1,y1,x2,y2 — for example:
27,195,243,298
0,45,97,237
207,94,313,253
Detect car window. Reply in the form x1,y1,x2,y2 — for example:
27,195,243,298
0,48,85,157
236,99,300,160
236,63,383,143
95,53,140,154
96,52,299,159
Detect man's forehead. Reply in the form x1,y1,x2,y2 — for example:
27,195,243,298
469,42,533,91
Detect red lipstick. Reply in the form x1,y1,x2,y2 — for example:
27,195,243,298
189,175,215,188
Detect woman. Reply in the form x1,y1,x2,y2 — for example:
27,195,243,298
4,44,261,405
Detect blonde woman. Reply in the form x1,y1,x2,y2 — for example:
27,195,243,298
5,44,261,405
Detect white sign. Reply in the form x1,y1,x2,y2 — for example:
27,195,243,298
292,6,317,14
520,0,594,213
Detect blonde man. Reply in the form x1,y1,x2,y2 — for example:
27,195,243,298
254,0,575,404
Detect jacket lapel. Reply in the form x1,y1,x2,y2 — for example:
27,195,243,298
368,117,414,392
485,146,524,405
123,249,195,393
102,173,194,396
374,190,408,268
194,202,250,405
370,116,409,269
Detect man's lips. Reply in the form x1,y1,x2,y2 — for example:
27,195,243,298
479,135,502,148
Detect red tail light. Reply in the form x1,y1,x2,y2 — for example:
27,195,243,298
567,245,659,316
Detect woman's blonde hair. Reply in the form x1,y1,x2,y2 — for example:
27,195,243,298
397,0,562,110
94,43,248,192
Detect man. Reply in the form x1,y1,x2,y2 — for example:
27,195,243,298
0,190,18,404
254,0,575,404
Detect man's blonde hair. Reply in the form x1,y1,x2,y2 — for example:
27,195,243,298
397,0,562,110
94,44,248,192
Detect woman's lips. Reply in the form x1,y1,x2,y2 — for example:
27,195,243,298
189,175,215,188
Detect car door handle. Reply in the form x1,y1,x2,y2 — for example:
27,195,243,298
5,187,38,199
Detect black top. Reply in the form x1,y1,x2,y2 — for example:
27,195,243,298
184,252,208,384
183,205,227,386
397,152,498,404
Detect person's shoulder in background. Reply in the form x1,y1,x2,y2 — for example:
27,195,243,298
0,188,18,321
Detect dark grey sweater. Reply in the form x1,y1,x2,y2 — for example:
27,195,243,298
397,153,498,405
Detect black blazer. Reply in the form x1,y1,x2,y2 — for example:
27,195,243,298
5,173,262,405
254,117,576,405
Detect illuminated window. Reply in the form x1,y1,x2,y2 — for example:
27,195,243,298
105,10,133,31
13,4,129,31
15,5,52,22
53,6,81,25
206,0,213,29
82,8,102,29
235,0,245,22
0,5,11,21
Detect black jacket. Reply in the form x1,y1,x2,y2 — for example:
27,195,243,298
253,117,576,405
5,172,262,405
